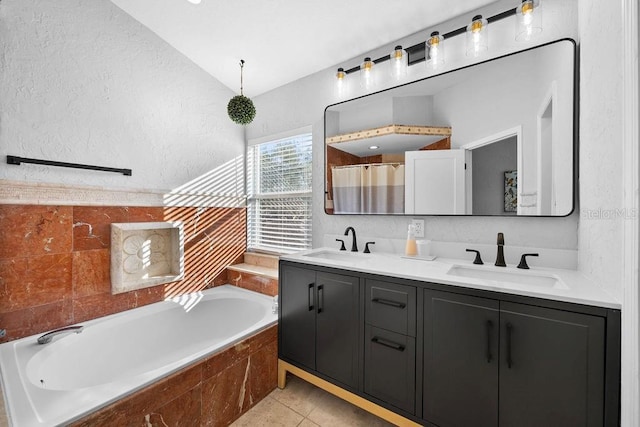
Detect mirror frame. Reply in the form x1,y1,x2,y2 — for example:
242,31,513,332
323,38,578,217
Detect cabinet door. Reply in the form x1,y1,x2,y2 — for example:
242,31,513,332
499,302,605,427
279,265,317,370
315,272,360,389
424,290,499,427
364,325,416,414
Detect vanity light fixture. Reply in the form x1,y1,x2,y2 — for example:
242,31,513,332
426,31,445,70
334,3,541,94
360,57,375,91
466,15,489,57
389,45,408,81
515,0,542,41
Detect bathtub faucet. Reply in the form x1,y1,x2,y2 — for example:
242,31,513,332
37,325,84,345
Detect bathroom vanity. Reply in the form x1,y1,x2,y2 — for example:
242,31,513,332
277,249,620,427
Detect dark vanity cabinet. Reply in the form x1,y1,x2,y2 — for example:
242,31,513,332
424,290,609,427
279,261,620,427
364,280,417,414
279,264,360,389
423,291,500,427
498,302,605,427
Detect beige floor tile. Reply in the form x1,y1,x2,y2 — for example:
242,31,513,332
305,390,394,427
297,419,320,427
0,387,8,427
230,396,304,427
269,375,329,417
239,375,395,427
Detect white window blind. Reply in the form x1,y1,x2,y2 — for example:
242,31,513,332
247,132,312,254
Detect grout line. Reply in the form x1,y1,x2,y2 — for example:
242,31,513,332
269,392,316,419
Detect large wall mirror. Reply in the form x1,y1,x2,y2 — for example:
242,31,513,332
324,39,576,217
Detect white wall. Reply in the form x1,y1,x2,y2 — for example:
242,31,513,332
433,42,574,212
0,0,244,194
249,0,580,253
577,0,625,299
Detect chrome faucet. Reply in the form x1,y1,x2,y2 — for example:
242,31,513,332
344,227,358,252
495,232,506,267
37,325,84,344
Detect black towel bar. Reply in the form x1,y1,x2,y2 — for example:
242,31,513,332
7,155,132,176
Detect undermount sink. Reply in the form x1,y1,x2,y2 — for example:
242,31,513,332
303,250,368,263
446,265,569,290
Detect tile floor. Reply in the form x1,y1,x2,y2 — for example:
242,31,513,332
231,375,395,427
0,388,6,427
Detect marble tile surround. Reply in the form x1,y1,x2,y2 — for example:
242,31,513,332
0,204,246,343
70,325,278,427
227,269,278,297
110,222,185,294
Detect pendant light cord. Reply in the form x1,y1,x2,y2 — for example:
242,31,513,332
240,59,245,96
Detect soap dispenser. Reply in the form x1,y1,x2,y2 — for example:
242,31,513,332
405,224,417,256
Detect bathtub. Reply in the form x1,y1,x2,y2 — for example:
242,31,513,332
0,285,278,426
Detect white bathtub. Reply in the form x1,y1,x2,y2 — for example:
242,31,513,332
0,285,278,426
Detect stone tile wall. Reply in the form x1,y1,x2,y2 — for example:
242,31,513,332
227,270,278,297
0,204,246,343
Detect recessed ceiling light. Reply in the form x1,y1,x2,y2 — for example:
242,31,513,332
369,145,379,150
187,0,201,4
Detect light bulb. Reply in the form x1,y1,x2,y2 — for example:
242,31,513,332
335,68,347,99
360,57,375,91
427,31,445,70
516,0,542,42
466,15,488,57
389,45,407,81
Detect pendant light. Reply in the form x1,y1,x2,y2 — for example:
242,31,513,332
227,60,256,125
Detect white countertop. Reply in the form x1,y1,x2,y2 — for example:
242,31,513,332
281,247,621,310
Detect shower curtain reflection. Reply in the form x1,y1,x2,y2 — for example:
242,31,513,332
332,163,405,214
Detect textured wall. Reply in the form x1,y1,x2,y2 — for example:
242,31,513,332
0,0,251,341
0,0,244,192
248,0,580,253
577,0,625,299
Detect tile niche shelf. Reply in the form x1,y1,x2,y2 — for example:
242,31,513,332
110,222,185,294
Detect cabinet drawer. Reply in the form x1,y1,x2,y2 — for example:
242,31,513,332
364,325,416,415
366,280,416,336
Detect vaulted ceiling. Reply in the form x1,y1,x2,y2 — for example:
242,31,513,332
110,0,499,97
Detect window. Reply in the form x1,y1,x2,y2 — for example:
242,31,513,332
247,131,312,254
